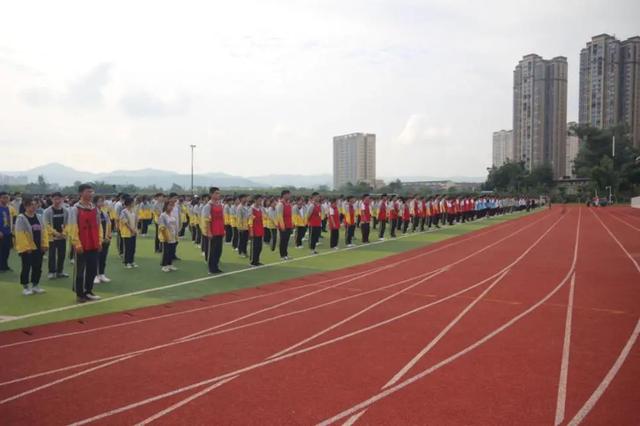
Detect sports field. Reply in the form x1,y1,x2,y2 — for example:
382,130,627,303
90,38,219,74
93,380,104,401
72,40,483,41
1,206,639,425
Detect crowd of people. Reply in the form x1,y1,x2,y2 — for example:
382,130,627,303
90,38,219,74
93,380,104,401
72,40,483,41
0,185,543,303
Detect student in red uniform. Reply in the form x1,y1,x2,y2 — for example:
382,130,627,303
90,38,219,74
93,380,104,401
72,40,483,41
207,187,225,274
276,190,294,260
328,198,340,249
307,192,322,255
389,195,399,238
360,194,372,243
68,184,102,303
401,197,411,234
344,196,357,247
378,193,388,240
248,194,265,266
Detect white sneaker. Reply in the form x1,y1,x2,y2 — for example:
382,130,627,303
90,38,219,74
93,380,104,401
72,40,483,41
379,237,385,241
85,293,101,301
161,266,171,272
31,286,45,294
100,275,111,283
70,259,75,264
169,265,178,271
47,273,56,279
132,263,139,268
93,276,101,284
125,264,133,269
22,286,33,296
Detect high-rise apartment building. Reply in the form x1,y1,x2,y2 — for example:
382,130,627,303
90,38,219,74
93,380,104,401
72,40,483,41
579,34,640,148
333,133,376,190
513,54,568,178
566,123,581,178
492,129,514,167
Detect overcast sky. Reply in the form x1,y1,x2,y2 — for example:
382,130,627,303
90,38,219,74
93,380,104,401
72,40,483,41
1,0,638,178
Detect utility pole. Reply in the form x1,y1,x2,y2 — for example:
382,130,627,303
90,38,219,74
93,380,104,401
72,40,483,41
189,144,196,194
612,135,616,158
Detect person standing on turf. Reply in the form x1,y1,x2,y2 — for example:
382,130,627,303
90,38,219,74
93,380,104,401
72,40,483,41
236,195,250,258
159,199,179,272
377,193,388,240
119,197,138,269
43,192,69,280
14,197,48,295
67,184,102,303
207,187,225,274
344,196,357,247
248,194,265,266
0,191,13,272
360,194,372,243
94,195,112,284
276,190,294,260
328,198,340,249
307,192,322,255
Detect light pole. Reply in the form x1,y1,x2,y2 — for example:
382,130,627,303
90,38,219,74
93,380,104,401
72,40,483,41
189,144,196,194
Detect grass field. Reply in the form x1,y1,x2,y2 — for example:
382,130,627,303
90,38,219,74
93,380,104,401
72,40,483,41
0,212,531,331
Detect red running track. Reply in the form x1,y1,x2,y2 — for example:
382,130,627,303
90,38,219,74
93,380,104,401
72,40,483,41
0,206,638,425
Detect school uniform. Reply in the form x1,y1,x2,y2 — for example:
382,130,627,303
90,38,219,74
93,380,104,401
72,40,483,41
43,205,69,276
248,205,264,265
207,201,225,273
158,211,179,267
98,208,112,276
119,208,138,265
328,204,340,248
276,200,294,258
360,200,371,243
15,213,48,289
377,200,387,239
343,203,356,246
236,204,249,256
68,202,103,299
307,202,322,252
0,203,14,271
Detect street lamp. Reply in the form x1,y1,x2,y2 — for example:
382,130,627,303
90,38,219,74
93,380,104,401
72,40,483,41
189,144,196,194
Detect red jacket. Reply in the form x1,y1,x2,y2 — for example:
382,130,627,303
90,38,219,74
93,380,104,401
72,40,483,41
209,203,225,237
308,203,322,227
250,207,264,237
378,201,387,221
361,201,371,222
78,207,101,251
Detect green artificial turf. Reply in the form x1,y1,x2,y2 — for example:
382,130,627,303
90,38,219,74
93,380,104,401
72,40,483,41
0,212,532,332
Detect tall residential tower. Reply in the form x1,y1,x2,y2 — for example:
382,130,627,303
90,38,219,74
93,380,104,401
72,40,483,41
513,54,568,178
579,34,640,148
333,133,376,190
492,129,514,167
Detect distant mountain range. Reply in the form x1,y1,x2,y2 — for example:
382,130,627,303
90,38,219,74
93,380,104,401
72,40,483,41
1,163,484,189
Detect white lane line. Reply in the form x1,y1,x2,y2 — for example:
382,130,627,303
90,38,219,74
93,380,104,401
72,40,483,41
267,211,544,360
133,375,240,426
609,211,640,232
554,272,576,426
317,209,582,426
565,209,640,425
62,214,564,425
0,214,485,325
176,213,544,342
267,268,447,360
567,319,640,426
343,269,513,425
0,354,139,404
343,213,567,423
0,270,374,350
383,268,512,389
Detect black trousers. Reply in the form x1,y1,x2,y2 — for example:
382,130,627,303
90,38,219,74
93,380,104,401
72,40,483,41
74,250,98,297
295,226,306,247
279,228,292,258
390,218,398,237
250,236,263,265
179,221,188,237
373,217,378,229
264,228,272,244
346,225,356,245
330,229,339,248
207,236,223,272
238,230,249,255
191,225,197,242
378,219,386,238
402,219,409,233
232,227,239,249
162,242,177,266
194,225,201,244
0,234,12,271
309,226,321,250
98,241,110,275
412,216,420,231
202,235,210,258
225,225,232,243
141,219,151,235
268,228,277,251
117,231,124,256
154,224,161,252
48,239,66,273
123,236,136,264
20,250,43,286
361,222,370,243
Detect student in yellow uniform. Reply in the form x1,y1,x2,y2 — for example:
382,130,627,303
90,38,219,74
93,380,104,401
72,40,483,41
94,195,112,284
119,197,138,269
158,199,179,272
293,196,307,248
14,197,48,295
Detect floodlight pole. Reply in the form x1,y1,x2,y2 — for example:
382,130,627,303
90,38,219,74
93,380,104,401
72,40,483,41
190,144,196,194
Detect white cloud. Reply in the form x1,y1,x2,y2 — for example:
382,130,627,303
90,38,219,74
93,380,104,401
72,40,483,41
395,114,451,146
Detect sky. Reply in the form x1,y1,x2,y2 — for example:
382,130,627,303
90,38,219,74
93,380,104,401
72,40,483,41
1,0,638,178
